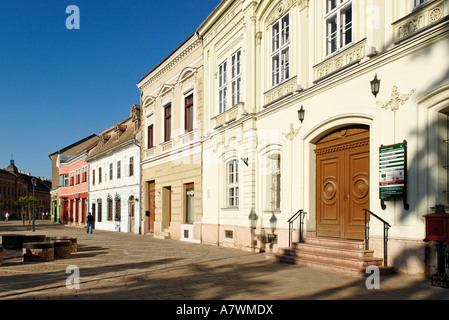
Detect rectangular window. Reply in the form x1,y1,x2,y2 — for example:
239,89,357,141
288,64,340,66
415,0,430,6
59,174,69,188
117,160,121,179
147,124,154,149
82,166,87,183
326,0,352,56
272,13,290,87
76,169,80,185
228,160,239,207
70,172,74,186
231,50,242,108
186,183,194,224
185,94,194,132
164,104,171,142
109,163,113,180
99,167,102,184
92,170,96,185
219,61,228,114
129,156,134,177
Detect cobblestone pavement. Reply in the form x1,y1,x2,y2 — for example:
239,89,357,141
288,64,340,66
0,220,448,302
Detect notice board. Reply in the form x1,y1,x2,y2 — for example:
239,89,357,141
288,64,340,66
379,142,408,210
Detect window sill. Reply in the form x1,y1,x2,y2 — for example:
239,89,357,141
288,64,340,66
263,210,281,215
145,146,156,158
393,0,448,44
160,140,173,152
263,76,297,107
221,207,239,211
212,102,247,129
313,38,366,83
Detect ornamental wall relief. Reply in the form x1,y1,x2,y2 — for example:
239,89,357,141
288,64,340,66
376,86,416,111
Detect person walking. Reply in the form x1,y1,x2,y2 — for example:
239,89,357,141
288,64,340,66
86,212,94,234
5,212,9,222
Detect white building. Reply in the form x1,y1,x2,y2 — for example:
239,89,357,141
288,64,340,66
197,0,449,276
87,105,142,233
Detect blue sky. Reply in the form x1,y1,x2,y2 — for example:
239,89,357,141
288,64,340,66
0,0,220,180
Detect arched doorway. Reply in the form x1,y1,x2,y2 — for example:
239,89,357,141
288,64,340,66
315,125,370,240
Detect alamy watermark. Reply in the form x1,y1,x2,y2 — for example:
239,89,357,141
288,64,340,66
66,265,80,290
66,5,80,30
365,266,380,290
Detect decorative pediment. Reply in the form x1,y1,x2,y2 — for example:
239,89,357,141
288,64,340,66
265,0,299,26
158,84,175,98
143,96,156,109
178,67,197,84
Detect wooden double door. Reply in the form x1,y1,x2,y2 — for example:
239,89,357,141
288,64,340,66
315,126,370,240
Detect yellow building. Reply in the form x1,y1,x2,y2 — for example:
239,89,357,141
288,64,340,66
137,33,203,242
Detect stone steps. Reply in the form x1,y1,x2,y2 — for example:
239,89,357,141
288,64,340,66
154,228,171,240
273,236,394,277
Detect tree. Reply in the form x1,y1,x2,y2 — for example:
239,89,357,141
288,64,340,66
14,196,40,230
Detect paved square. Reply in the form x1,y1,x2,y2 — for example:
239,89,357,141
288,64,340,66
0,220,447,300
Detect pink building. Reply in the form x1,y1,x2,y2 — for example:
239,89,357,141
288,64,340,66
58,141,98,224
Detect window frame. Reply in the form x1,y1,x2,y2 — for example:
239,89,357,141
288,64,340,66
271,12,290,87
218,61,228,114
117,160,121,179
271,154,281,211
325,0,353,57
164,104,172,142
75,169,80,185
231,49,242,107
147,124,154,149
185,93,194,133
227,159,239,208
82,166,87,183
129,156,134,177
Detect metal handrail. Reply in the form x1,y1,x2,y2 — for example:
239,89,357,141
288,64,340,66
364,209,391,267
288,209,306,247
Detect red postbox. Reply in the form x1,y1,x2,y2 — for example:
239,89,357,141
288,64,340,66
424,205,449,242
424,205,449,288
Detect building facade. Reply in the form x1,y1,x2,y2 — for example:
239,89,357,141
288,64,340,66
87,105,142,233
48,134,100,223
198,0,449,275
0,160,51,220
137,33,204,242
58,141,98,225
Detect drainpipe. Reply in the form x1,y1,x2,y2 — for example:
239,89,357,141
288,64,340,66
133,136,142,235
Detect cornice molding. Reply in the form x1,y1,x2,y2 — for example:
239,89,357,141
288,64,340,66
138,38,202,92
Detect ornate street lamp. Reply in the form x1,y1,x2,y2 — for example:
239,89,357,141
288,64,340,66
371,74,381,98
298,105,305,123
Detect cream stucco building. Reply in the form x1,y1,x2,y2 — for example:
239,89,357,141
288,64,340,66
197,0,449,276
137,33,204,242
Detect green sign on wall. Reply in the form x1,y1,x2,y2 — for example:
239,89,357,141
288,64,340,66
379,142,406,200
